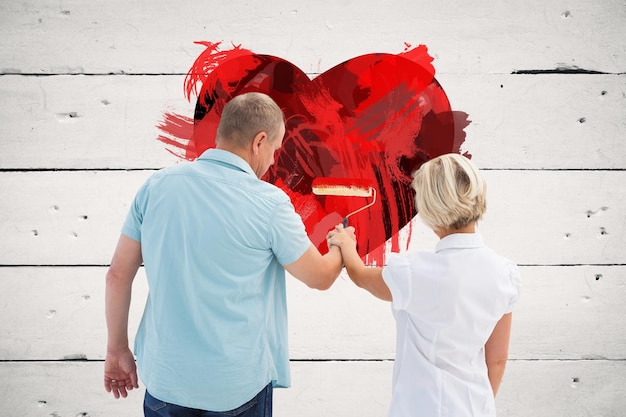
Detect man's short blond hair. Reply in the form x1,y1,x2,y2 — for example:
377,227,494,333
412,153,487,230
216,92,285,148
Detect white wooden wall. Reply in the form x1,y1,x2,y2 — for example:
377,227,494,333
1,1,625,416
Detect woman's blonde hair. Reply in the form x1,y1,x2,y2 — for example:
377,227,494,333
411,153,487,230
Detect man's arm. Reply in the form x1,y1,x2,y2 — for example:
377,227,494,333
104,234,142,398
284,243,343,290
484,312,513,397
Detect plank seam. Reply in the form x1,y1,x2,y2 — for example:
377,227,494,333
2,168,626,173
511,68,624,75
2,71,625,77
1,358,624,363
1,263,626,267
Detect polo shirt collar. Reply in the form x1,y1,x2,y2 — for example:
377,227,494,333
198,148,256,177
435,233,484,253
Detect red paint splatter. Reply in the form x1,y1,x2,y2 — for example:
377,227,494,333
157,42,469,265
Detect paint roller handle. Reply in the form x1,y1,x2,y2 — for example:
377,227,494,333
341,187,376,228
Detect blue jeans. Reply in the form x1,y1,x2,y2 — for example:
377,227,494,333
143,383,273,417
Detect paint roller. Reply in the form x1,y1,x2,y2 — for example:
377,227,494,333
311,178,377,227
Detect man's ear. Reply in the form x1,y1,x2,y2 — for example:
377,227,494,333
252,131,268,156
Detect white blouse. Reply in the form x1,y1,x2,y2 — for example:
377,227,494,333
382,233,522,417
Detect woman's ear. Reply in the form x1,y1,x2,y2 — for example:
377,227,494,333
252,131,268,156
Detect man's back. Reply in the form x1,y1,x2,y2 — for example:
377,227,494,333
104,92,343,416
123,148,311,411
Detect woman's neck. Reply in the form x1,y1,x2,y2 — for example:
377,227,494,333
434,222,476,239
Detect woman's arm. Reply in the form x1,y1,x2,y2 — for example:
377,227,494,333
484,312,513,396
327,225,391,301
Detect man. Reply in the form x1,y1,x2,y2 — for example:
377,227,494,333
104,92,343,416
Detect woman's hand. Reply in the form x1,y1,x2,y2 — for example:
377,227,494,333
326,224,392,301
326,224,357,250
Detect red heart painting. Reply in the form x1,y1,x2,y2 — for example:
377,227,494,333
157,41,469,264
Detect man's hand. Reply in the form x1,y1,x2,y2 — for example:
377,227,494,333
104,347,139,398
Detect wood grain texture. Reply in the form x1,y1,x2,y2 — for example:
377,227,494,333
1,0,625,414
1,1,624,74
1,170,624,265
1,266,624,361
0,360,623,417
1,74,624,170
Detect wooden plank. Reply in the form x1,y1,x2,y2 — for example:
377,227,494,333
495,360,624,417
1,74,625,170
441,74,626,170
1,266,624,361
0,267,148,361
0,75,184,170
1,170,625,265
509,266,626,360
290,266,626,361
0,360,623,417
1,1,624,74
475,169,626,265
0,170,153,265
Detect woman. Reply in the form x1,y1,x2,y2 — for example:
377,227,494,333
327,154,521,417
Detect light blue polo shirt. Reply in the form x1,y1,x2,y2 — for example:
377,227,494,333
121,149,311,411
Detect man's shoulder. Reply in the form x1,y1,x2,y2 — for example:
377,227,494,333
146,161,193,180
245,179,292,206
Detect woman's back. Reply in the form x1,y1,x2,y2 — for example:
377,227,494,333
382,233,521,417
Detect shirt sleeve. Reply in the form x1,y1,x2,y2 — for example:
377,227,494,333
121,180,150,243
269,198,311,266
382,253,412,311
505,260,522,313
